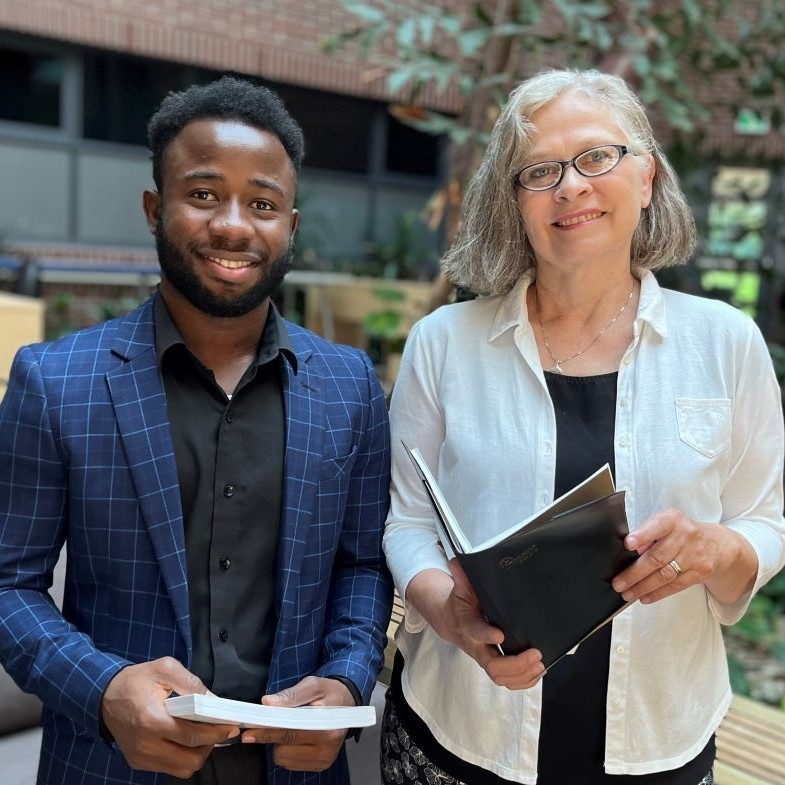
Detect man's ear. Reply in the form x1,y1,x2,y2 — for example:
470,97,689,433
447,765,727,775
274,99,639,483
143,190,161,234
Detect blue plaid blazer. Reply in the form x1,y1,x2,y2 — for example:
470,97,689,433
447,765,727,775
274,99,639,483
0,295,392,785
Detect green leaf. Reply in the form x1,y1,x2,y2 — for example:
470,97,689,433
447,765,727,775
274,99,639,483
680,0,703,29
473,3,493,25
517,0,542,26
574,2,612,20
397,17,417,50
344,2,386,23
363,309,403,340
322,29,363,54
459,73,478,95
592,23,613,52
772,641,785,665
439,13,462,36
727,653,751,695
458,27,491,57
632,54,652,77
553,0,576,24
372,287,407,302
418,14,436,45
449,127,474,144
388,68,414,95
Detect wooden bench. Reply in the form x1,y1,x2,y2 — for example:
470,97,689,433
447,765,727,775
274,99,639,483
715,693,785,785
383,595,785,784
380,593,405,685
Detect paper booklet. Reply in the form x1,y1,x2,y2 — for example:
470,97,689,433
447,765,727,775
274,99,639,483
165,693,376,730
402,442,636,670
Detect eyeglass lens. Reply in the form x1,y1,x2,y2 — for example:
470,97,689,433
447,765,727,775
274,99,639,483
518,145,623,190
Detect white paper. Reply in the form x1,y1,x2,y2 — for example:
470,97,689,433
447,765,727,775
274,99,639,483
165,694,376,730
403,442,615,555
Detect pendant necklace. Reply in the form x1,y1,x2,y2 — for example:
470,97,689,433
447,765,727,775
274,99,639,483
535,281,635,375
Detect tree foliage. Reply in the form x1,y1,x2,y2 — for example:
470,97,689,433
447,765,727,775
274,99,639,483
326,0,785,239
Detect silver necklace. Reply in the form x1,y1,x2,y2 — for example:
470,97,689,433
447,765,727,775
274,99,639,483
535,281,635,374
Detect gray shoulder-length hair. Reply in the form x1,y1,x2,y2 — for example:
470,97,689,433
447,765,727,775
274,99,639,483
442,69,697,296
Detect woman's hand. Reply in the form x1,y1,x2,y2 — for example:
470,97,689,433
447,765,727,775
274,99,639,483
406,562,545,690
612,509,758,605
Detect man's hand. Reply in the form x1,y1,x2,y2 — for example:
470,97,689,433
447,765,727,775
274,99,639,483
101,657,240,779
241,675,354,772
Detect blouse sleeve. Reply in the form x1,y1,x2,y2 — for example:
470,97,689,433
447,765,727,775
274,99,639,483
382,317,451,633
710,318,785,624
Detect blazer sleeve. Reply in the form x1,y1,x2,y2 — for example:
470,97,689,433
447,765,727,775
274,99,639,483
0,346,128,740
313,351,393,703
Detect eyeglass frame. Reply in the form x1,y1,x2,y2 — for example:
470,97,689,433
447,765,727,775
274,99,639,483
512,144,634,192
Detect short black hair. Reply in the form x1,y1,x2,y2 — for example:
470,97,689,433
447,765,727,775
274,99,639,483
147,75,305,190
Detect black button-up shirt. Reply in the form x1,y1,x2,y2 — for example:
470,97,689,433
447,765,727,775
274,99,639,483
155,295,295,704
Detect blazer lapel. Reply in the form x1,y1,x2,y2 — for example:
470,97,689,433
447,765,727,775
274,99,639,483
275,339,324,623
106,300,191,651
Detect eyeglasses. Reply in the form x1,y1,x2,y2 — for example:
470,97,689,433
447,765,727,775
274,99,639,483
513,144,633,191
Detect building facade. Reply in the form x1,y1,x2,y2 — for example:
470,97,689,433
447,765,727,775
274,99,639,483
0,0,450,275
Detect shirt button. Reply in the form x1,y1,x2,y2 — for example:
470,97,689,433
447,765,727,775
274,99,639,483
611,698,622,708
219,628,229,643
543,442,552,456
223,484,235,498
619,397,629,408
226,411,234,424
219,557,231,571
616,645,626,654
623,356,632,366
618,436,628,448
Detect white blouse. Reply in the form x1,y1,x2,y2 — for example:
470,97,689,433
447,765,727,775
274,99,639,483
383,271,785,783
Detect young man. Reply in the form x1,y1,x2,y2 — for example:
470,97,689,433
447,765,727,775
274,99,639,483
0,77,393,785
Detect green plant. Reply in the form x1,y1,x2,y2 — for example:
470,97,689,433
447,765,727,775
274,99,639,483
90,296,143,323
46,291,75,340
363,287,408,349
327,0,785,246
363,210,437,281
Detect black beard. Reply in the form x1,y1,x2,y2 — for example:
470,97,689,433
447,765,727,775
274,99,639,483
154,224,293,318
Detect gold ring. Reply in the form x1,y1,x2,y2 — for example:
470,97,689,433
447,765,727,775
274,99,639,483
669,559,683,577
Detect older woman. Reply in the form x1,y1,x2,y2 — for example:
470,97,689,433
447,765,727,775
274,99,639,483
382,70,785,785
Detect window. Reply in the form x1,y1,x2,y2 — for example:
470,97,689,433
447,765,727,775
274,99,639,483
278,85,374,174
386,115,441,177
0,47,63,127
83,52,219,146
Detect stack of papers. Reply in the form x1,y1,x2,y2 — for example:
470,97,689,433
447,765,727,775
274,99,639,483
165,693,376,730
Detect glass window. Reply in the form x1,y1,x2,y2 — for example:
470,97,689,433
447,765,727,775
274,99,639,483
385,115,441,177
0,47,63,126
278,85,374,174
83,52,219,146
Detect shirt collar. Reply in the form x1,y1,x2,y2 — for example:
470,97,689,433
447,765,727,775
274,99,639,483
488,272,534,343
153,291,298,373
635,270,668,338
488,268,668,343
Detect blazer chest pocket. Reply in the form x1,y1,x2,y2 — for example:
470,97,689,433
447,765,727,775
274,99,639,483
675,398,731,458
319,444,359,480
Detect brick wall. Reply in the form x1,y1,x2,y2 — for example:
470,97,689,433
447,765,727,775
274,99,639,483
0,0,461,110
2,0,782,158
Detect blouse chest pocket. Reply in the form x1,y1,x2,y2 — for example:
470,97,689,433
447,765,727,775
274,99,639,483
675,398,731,459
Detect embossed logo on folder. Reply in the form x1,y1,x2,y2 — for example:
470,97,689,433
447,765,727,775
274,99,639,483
500,544,537,571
